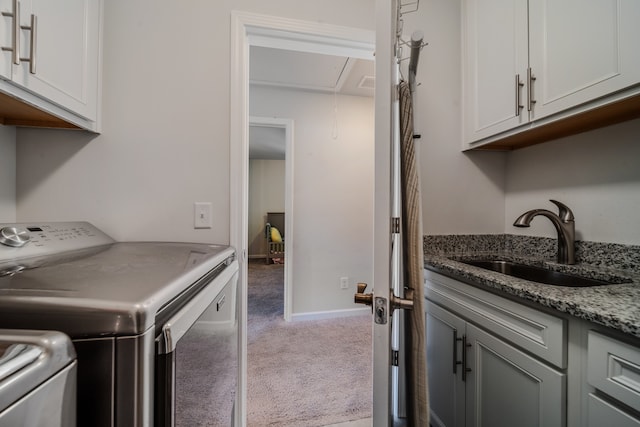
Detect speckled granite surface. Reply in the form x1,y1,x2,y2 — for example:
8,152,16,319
423,234,640,338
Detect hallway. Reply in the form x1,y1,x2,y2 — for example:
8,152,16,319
246,260,372,426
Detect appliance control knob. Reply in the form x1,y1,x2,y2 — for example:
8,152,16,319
0,227,31,248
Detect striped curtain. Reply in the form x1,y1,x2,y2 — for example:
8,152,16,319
398,80,429,426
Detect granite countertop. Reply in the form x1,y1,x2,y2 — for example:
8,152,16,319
423,235,640,339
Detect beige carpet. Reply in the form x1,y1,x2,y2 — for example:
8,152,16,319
247,260,372,426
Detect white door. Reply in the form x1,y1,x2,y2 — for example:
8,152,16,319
370,0,394,423
365,1,430,424
366,1,401,424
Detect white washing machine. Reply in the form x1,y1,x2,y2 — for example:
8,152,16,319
0,330,76,427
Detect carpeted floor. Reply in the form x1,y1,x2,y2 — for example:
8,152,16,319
247,259,373,427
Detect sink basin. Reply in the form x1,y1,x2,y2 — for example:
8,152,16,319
460,260,618,287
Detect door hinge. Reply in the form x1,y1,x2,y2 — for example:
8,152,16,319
391,350,399,367
391,217,400,234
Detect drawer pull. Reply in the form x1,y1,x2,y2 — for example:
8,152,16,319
453,329,463,374
462,335,472,381
527,67,536,112
515,74,524,116
19,13,36,74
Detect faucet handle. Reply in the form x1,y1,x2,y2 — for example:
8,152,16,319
550,200,574,222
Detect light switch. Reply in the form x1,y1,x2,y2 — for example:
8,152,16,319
194,202,213,229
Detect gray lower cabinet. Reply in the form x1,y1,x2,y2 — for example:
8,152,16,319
426,301,465,427
465,324,564,427
426,300,565,427
587,394,640,427
425,270,566,427
586,330,640,426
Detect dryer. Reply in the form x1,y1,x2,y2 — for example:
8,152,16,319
0,222,238,426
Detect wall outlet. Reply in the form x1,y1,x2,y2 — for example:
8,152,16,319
194,202,213,229
340,276,349,289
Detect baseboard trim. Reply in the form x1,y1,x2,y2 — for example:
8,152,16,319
290,307,370,322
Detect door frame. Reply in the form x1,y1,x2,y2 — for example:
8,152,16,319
248,115,294,322
230,11,376,426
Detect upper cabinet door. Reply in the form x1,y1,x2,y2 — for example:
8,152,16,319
463,0,529,144
528,0,640,120
0,0,18,79
11,0,101,121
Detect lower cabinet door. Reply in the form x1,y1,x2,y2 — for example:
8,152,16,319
465,324,566,427
426,301,466,427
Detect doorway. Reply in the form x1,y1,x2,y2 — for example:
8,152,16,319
230,11,376,425
247,117,293,320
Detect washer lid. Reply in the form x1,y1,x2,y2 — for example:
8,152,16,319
0,330,75,412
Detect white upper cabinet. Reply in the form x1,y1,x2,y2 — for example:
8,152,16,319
463,0,529,143
529,0,640,120
13,0,101,121
463,0,640,149
0,0,102,130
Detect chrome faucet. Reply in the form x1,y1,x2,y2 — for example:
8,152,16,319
513,200,576,265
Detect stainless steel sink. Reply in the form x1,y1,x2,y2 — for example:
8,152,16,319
460,260,619,287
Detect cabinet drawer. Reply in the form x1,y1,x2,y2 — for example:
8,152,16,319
588,393,640,427
588,330,640,410
425,270,566,368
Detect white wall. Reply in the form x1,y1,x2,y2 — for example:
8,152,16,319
505,119,640,245
402,0,507,236
248,159,285,257
251,86,375,315
14,0,633,265
0,125,16,222
15,0,375,243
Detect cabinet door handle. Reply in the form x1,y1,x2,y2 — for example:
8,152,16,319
453,329,463,374
1,0,20,65
462,335,472,382
527,67,536,112
515,74,524,116
19,13,36,74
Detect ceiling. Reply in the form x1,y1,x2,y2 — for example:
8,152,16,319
250,46,375,97
249,126,286,159
249,46,374,160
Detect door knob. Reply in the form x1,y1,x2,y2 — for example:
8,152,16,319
354,282,373,307
391,289,414,311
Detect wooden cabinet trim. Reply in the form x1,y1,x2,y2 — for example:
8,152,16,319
468,92,640,150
